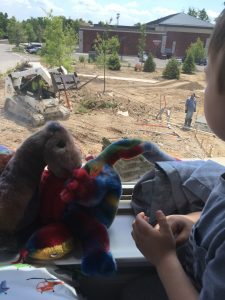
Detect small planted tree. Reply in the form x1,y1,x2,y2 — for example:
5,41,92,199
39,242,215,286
143,53,156,72
108,53,121,70
94,34,120,66
138,24,146,65
42,14,77,71
182,51,195,74
163,58,180,79
94,30,120,92
188,38,206,64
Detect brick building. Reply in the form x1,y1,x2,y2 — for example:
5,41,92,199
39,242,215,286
79,13,214,58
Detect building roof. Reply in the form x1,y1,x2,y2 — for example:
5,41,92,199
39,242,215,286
146,13,214,29
80,24,159,34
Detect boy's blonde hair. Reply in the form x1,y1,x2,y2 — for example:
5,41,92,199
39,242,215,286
208,9,225,94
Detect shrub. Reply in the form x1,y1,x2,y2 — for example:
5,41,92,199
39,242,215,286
188,38,206,64
107,53,121,70
143,53,156,72
163,58,180,79
79,55,85,63
88,57,94,63
182,51,195,74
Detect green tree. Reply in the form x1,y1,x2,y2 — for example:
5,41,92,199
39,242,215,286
24,22,37,43
143,52,156,72
22,17,49,42
198,9,210,21
182,51,195,74
138,24,146,64
163,58,180,79
7,17,27,46
0,12,8,38
188,38,206,64
187,7,210,21
0,28,3,38
41,15,77,71
94,30,120,91
188,7,198,18
107,53,121,70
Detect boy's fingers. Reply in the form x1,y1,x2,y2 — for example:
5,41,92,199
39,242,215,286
155,210,170,233
137,212,146,219
134,214,154,235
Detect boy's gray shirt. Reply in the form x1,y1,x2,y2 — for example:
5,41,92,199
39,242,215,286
187,174,225,298
131,160,225,224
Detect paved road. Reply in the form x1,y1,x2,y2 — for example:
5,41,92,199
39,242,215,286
79,73,158,83
0,41,39,74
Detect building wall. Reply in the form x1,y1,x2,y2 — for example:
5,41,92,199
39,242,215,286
81,29,163,56
166,31,211,57
80,27,211,57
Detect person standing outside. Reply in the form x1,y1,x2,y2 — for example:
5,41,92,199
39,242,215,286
184,93,196,127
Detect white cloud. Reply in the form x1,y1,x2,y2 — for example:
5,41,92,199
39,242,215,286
1,0,64,19
71,0,167,25
2,0,220,25
151,7,177,17
2,0,31,7
125,1,138,8
207,9,220,21
31,0,65,14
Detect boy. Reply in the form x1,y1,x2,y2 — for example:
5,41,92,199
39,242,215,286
131,9,225,300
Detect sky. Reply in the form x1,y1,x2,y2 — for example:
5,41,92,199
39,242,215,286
1,0,224,25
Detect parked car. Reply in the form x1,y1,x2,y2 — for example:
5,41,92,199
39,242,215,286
165,48,173,59
25,43,42,54
197,58,208,66
175,57,183,64
27,46,42,54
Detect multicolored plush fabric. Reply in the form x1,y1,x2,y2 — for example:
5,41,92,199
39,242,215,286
11,138,176,277
59,138,176,276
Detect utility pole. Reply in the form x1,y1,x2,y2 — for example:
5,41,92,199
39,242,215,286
116,13,120,26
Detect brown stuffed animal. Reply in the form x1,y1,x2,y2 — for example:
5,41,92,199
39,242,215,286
0,122,82,254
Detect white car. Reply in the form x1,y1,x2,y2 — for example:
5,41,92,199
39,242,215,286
139,52,148,62
27,46,42,54
175,57,183,64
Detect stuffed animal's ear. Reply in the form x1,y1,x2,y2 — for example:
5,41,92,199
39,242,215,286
43,122,82,178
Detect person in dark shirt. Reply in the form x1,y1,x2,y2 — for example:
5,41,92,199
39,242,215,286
184,93,196,127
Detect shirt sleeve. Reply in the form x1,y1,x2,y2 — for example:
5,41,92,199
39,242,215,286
200,239,225,299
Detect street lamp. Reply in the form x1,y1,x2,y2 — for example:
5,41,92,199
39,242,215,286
116,13,120,26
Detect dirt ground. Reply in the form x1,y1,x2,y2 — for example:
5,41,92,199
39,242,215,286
1,62,225,161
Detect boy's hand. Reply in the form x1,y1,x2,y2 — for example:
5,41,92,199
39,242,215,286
155,215,194,246
131,211,176,267
155,213,199,246
164,215,194,246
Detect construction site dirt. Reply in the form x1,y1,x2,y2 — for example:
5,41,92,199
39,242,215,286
1,62,225,163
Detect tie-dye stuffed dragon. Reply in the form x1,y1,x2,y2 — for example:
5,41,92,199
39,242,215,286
0,122,175,276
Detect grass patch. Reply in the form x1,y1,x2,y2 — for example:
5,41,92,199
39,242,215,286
12,46,25,53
